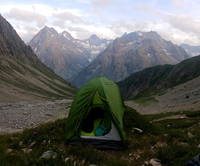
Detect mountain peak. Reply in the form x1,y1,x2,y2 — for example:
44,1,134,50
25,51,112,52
88,34,104,45
29,26,58,44
61,31,73,40
0,14,34,58
146,31,161,38
40,26,58,35
124,31,160,38
89,34,100,40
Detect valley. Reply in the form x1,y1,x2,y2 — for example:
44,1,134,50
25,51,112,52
0,7,200,166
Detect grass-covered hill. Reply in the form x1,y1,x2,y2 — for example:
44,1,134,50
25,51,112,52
118,55,200,99
0,15,75,102
0,108,200,166
0,56,75,102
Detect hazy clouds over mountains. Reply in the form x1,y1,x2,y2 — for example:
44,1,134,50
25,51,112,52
1,0,200,46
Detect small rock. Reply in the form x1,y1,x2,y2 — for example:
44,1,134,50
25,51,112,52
81,160,85,164
197,144,200,148
163,134,168,137
89,164,97,166
22,148,32,154
149,158,162,166
187,132,194,138
154,142,167,148
42,140,46,144
167,124,171,127
132,128,143,133
64,157,70,163
6,148,13,153
45,113,53,117
40,150,57,159
133,154,140,160
178,142,189,147
29,141,36,147
144,161,149,165
19,141,23,146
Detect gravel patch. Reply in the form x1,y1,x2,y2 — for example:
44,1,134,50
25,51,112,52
0,99,72,134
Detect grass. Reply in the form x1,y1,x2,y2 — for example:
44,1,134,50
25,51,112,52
133,96,158,105
0,109,200,166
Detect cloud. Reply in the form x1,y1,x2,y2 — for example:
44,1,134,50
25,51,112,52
68,26,91,39
171,0,188,9
109,20,165,37
15,25,39,42
52,11,88,26
1,1,200,46
166,14,200,35
132,3,200,45
4,8,47,27
89,0,115,7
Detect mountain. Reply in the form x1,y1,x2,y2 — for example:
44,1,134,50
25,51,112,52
29,26,91,82
75,34,112,62
29,28,111,82
118,55,200,99
181,43,200,57
73,31,189,86
0,15,75,102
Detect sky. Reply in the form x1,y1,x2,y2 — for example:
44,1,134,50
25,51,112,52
1,0,200,45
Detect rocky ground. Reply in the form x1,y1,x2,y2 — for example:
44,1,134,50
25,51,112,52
0,99,72,134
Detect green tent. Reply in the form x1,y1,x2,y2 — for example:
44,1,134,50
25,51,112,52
65,77,126,149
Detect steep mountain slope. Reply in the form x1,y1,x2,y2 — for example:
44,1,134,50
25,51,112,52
118,55,200,99
29,26,90,81
0,15,75,102
181,43,200,57
73,31,189,86
29,28,111,82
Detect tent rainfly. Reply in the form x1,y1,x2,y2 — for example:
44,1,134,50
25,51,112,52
65,77,126,149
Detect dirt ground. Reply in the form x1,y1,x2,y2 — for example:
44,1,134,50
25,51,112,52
0,99,72,134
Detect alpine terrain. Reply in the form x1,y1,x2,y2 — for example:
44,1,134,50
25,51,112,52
29,27,111,82
73,31,189,86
